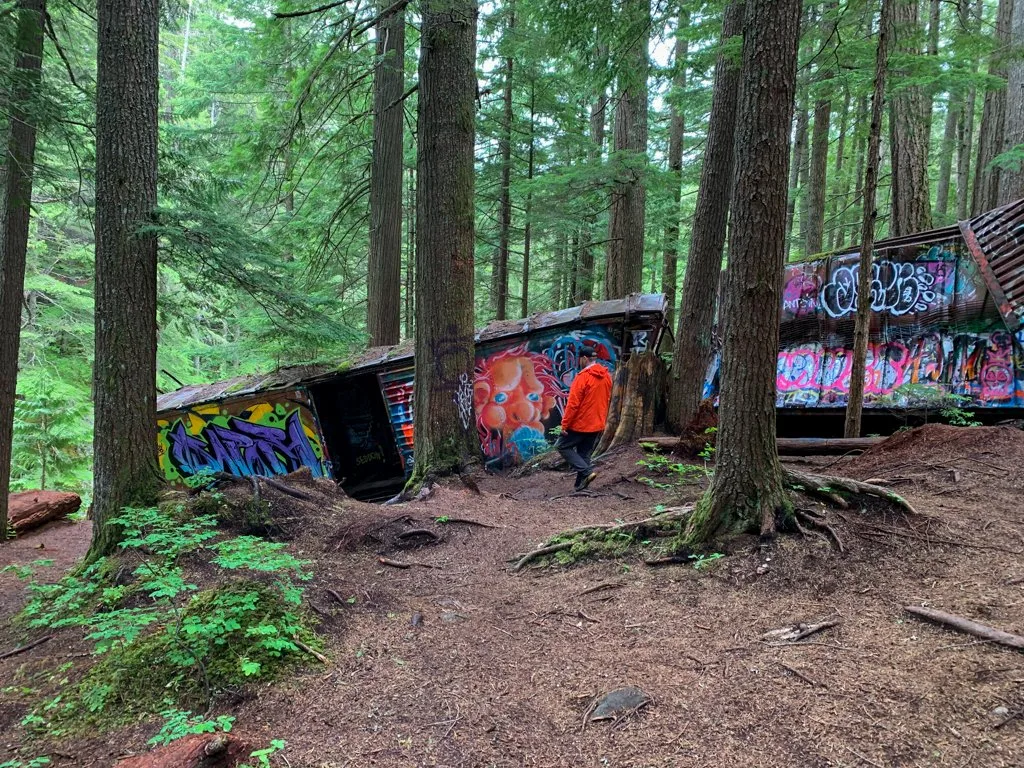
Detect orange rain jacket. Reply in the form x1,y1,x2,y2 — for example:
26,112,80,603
560,363,613,433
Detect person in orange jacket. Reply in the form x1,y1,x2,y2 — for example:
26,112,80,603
556,351,613,491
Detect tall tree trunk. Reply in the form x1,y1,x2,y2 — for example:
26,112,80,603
956,0,982,220
604,0,649,299
1000,0,1024,203
579,77,607,304
662,9,689,329
522,81,534,318
935,95,959,217
0,0,45,540
404,165,415,339
836,95,869,250
805,4,837,256
91,0,161,558
367,0,405,346
847,102,869,246
410,0,478,485
889,0,932,237
826,86,852,249
492,5,515,320
973,0,1013,213
666,1,744,433
845,0,891,439
786,104,809,245
686,0,801,543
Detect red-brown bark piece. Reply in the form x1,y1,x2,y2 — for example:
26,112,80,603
115,733,254,768
8,490,81,534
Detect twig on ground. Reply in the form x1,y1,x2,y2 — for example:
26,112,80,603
845,745,885,768
292,637,330,665
261,476,316,500
776,661,819,687
762,618,841,643
577,581,624,597
0,634,53,661
1005,575,1024,586
577,609,600,623
994,706,1024,729
905,606,1024,651
326,589,348,605
432,516,499,528
378,556,439,569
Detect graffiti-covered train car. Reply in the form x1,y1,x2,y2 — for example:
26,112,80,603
703,198,1024,414
156,294,666,499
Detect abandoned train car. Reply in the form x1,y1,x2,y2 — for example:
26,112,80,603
703,197,1024,422
156,294,667,500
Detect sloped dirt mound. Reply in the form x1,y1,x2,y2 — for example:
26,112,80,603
844,423,1024,477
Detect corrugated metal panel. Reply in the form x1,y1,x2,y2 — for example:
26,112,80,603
378,368,415,475
963,198,1024,330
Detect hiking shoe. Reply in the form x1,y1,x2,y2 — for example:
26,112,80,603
575,472,598,491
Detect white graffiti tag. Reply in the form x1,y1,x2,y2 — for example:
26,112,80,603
820,261,940,318
454,372,474,430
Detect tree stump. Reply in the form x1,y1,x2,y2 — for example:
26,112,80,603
598,353,666,453
115,733,254,768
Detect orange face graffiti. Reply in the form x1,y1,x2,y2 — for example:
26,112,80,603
474,348,559,443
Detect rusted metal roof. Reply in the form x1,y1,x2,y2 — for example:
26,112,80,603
157,293,667,414
962,197,1024,331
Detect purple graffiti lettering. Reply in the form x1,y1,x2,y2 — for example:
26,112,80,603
167,410,324,480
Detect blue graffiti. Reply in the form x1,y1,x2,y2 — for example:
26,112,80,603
167,410,325,480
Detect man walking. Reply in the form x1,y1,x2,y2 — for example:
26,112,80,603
556,351,613,491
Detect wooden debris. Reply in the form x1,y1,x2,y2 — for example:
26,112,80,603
293,637,330,664
904,606,1024,651
378,556,438,569
0,634,53,661
761,618,840,643
782,467,919,515
432,516,498,528
775,661,819,687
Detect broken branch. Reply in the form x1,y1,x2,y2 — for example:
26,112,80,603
904,606,1024,652
0,634,53,661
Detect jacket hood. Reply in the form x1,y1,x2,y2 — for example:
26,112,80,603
578,363,612,383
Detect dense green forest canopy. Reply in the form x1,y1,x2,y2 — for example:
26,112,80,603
0,0,1013,499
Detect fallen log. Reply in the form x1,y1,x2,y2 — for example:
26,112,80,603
115,733,253,768
7,491,81,534
904,606,1024,651
638,436,883,455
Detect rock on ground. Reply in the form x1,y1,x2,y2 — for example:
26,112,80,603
7,490,81,534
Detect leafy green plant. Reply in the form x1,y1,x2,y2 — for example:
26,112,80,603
16,505,317,734
689,552,724,571
0,757,52,768
242,739,287,768
636,453,708,488
148,707,236,746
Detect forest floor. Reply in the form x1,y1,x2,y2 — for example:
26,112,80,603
2,424,1024,767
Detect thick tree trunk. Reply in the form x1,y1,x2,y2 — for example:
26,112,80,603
1000,0,1024,203
973,0,1013,214
786,105,809,245
666,2,744,434
662,11,688,329
409,0,479,485
492,7,515,321
686,0,801,543
604,0,649,299
845,0,891,439
889,0,932,237
0,0,46,540
367,0,405,346
91,0,161,558
935,95,959,218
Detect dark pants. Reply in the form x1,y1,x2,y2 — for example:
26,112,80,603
556,430,601,483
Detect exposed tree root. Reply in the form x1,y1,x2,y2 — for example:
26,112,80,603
782,467,918,515
511,506,694,572
794,509,845,553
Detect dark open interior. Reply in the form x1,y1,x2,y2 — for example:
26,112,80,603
308,374,407,502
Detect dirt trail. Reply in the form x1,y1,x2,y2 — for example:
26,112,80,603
2,432,1024,767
